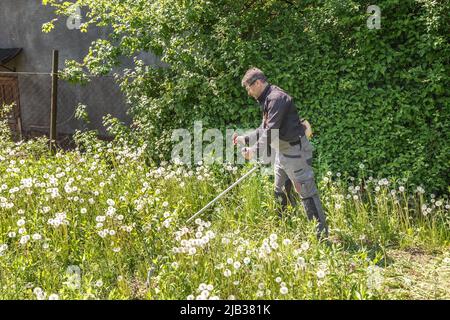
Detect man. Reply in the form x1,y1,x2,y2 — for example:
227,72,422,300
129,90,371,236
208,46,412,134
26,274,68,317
233,67,328,238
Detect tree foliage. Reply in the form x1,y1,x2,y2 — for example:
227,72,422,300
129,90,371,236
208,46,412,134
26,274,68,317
43,0,450,194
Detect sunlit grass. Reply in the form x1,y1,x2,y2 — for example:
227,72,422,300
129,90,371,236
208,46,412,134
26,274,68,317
0,129,448,300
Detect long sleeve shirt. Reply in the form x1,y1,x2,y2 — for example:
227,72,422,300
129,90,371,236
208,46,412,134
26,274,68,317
245,84,305,156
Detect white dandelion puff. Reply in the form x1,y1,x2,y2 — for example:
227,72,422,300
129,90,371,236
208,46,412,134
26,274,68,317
301,242,310,251
316,270,326,279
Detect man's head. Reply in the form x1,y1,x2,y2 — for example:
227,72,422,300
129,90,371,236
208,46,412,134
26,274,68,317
241,67,268,99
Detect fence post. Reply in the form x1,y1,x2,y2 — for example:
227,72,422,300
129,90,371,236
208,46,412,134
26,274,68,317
49,50,58,153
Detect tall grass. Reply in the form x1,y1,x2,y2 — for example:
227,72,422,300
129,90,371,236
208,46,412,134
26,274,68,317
0,122,448,300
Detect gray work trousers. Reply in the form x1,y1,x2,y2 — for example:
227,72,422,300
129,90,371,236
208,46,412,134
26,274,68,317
273,135,328,238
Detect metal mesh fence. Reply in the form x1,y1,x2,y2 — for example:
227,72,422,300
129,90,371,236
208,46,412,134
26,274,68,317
0,71,131,148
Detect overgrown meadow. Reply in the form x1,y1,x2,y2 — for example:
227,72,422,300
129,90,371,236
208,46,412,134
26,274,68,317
0,119,449,301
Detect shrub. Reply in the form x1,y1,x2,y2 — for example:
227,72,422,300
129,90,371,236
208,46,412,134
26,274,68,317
43,0,450,194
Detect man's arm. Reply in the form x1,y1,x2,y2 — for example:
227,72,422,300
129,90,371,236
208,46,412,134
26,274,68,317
233,118,264,146
244,119,264,144
249,97,287,156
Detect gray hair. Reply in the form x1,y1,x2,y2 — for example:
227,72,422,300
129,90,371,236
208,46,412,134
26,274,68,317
241,67,267,87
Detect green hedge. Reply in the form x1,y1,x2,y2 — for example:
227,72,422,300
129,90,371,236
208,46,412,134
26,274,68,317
45,0,449,194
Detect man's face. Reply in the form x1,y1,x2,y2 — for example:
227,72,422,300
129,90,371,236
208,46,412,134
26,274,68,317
244,79,265,99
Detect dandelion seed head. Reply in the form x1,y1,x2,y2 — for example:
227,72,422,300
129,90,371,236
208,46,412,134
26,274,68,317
48,294,59,300
316,270,326,279
301,242,310,251
19,235,30,245
32,234,42,241
17,218,26,227
297,257,306,267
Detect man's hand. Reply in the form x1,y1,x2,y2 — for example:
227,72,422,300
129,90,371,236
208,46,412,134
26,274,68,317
232,133,245,146
241,147,254,160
